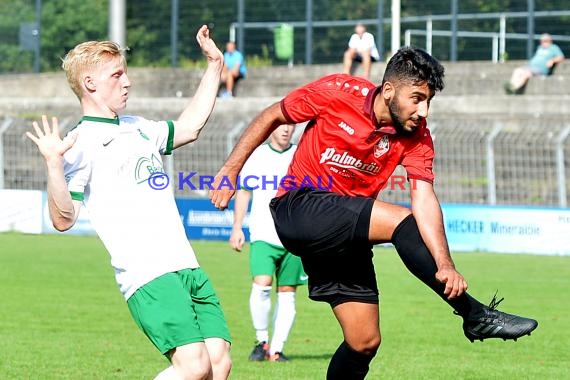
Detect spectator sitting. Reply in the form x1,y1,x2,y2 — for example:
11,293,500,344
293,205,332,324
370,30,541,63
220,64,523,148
342,23,380,79
504,33,565,95
220,41,247,98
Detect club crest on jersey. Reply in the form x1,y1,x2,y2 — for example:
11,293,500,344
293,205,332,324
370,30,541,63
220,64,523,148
134,154,164,184
374,135,390,158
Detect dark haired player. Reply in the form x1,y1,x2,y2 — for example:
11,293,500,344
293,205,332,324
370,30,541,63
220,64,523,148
210,46,538,379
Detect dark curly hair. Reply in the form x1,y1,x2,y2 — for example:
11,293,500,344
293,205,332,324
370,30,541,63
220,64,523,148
382,46,445,93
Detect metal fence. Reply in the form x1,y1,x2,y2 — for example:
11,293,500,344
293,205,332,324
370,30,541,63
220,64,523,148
231,8,570,65
2,0,570,74
2,114,569,207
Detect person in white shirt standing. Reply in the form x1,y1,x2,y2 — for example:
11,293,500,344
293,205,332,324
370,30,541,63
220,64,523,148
229,124,307,363
26,26,232,380
342,23,380,79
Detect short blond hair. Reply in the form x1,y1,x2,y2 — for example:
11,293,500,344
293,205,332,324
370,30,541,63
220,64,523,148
61,41,127,99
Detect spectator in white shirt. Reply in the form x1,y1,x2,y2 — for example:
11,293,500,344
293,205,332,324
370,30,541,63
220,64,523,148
342,23,380,79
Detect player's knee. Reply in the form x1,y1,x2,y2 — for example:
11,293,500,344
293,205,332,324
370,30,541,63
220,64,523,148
206,340,232,379
362,335,381,356
171,345,213,380
174,359,211,380
253,275,273,287
349,333,381,356
370,202,412,241
211,351,232,380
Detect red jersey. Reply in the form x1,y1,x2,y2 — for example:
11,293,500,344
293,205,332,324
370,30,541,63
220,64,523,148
277,73,435,198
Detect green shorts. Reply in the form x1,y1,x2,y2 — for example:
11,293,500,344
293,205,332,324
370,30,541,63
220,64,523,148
126,268,231,356
250,241,308,286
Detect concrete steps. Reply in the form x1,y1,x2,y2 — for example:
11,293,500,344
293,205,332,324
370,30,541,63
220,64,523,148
2,61,568,99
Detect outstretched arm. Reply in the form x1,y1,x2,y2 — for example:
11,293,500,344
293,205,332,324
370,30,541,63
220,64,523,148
210,102,288,210
26,116,81,231
410,179,468,299
173,25,224,148
229,189,252,252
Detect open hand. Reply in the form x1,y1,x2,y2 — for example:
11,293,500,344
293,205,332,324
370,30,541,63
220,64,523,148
25,115,77,162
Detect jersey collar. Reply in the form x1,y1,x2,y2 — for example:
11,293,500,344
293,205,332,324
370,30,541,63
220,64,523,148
268,142,294,154
81,115,120,125
363,85,398,135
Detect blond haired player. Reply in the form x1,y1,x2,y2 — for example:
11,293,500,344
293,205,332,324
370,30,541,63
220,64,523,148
26,26,231,380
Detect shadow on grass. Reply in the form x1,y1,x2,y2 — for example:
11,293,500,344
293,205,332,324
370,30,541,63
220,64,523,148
286,353,332,360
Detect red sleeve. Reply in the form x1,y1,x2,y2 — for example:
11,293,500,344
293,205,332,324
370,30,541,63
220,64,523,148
401,125,435,184
280,74,347,124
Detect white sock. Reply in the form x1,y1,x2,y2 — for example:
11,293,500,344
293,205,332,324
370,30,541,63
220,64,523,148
269,291,296,355
153,366,182,380
250,283,272,343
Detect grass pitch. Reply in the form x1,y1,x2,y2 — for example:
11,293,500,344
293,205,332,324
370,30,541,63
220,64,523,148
0,232,568,379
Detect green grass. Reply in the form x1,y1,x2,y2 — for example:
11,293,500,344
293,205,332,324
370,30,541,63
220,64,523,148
1,233,569,379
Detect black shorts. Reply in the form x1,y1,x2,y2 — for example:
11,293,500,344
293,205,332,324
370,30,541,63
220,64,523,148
354,54,379,63
269,188,377,306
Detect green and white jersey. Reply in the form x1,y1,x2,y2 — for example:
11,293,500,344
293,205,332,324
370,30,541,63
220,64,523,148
63,115,199,300
240,143,296,247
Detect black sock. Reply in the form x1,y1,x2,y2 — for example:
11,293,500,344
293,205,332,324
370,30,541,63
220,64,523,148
391,214,485,318
327,341,376,380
